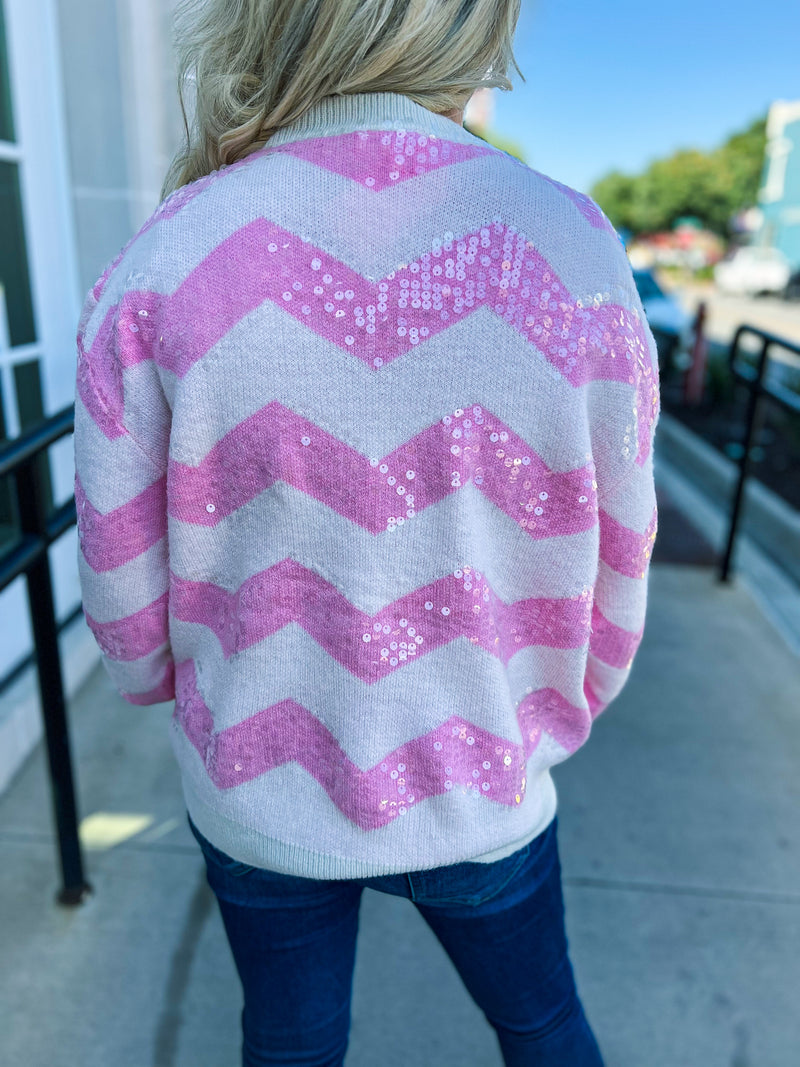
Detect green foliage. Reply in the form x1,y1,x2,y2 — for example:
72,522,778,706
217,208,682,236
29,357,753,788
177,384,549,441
465,122,527,163
590,115,767,238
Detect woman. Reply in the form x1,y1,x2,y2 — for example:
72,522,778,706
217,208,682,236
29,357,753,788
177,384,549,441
74,1,659,1064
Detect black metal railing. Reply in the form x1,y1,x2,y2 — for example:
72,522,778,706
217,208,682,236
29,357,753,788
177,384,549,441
0,403,92,906
720,326,800,582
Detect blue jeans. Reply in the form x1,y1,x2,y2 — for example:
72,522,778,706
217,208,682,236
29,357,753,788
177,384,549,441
187,812,604,1067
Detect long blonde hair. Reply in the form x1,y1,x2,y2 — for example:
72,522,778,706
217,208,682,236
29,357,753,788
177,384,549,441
161,0,523,199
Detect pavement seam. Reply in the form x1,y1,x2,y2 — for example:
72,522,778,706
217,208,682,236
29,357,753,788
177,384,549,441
563,875,800,906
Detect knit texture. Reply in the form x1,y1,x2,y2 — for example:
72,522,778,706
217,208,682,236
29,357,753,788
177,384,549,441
73,91,659,878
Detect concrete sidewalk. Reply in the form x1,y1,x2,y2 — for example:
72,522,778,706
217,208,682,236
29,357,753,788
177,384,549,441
2,459,799,1067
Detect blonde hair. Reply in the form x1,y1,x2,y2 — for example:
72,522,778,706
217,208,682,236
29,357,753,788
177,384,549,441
161,0,523,199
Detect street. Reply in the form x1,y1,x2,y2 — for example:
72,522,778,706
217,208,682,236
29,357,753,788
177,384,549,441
663,279,800,365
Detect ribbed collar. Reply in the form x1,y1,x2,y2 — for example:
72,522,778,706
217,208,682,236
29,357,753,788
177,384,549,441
264,90,484,149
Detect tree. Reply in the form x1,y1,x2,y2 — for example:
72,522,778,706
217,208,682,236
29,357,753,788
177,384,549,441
589,171,638,231
590,115,767,237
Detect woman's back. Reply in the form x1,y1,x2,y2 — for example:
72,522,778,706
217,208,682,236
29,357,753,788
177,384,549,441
75,90,658,880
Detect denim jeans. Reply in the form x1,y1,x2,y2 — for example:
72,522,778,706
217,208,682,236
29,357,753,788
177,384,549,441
187,812,604,1067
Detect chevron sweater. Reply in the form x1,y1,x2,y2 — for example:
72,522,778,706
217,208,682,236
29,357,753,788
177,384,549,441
73,90,659,878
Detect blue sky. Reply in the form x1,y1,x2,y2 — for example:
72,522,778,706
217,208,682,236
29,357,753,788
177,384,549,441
490,0,799,194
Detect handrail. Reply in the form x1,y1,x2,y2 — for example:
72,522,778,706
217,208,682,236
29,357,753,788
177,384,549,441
720,326,800,582
0,403,92,906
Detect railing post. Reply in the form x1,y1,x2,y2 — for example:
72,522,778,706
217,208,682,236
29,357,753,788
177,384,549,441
14,455,93,906
719,332,771,583
684,301,708,405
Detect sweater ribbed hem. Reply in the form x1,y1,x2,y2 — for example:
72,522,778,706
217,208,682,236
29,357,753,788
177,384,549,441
180,767,558,879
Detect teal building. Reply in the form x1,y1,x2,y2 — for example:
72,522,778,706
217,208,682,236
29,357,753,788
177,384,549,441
757,100,800,269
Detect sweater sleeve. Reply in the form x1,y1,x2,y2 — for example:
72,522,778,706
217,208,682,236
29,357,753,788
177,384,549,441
584,238,660,718
73,284,175,706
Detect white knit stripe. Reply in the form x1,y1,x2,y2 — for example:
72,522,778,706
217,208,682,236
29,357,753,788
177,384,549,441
82,155,624,351
167,481,600,608
101,643,171,696
174,736,561,875
586,386,657,501
74,393,164,510
78,542,170,621
505,644,589,711
170,304,594,468
169,617,590,765
601,449,658,529
595,560,649,633
83,220,175,346
585,653,632,708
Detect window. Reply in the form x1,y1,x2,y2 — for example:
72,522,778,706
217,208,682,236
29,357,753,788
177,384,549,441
0,1,13,142
0,0,50,553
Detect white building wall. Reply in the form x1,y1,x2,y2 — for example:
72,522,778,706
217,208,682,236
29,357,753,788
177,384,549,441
0,0,181,792
58,0,182,294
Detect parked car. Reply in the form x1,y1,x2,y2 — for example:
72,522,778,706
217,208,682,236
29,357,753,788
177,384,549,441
632,268,692,374
714,246,792,296
783,269,800,301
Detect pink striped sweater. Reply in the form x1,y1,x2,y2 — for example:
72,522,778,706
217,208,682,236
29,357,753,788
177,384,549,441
73,91,659,878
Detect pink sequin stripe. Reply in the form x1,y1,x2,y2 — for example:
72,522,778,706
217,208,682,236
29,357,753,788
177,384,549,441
173,659,591,825
169,558,595,678
82,220,658,461
589,605,643,670
168,401,598,540
123,661,176,706
76,311,126,440
83,592,169,661
599,507,658,579
280,130,497,191
75,474,167,574
161,218,649,383
77,289,162,438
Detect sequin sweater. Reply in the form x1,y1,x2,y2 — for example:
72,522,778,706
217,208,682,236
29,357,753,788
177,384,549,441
73,90,659,878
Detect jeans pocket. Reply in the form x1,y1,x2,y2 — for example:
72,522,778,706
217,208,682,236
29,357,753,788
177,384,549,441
419,840,534,907
464,841,534,906
417,818,559,908
187,812,256,878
